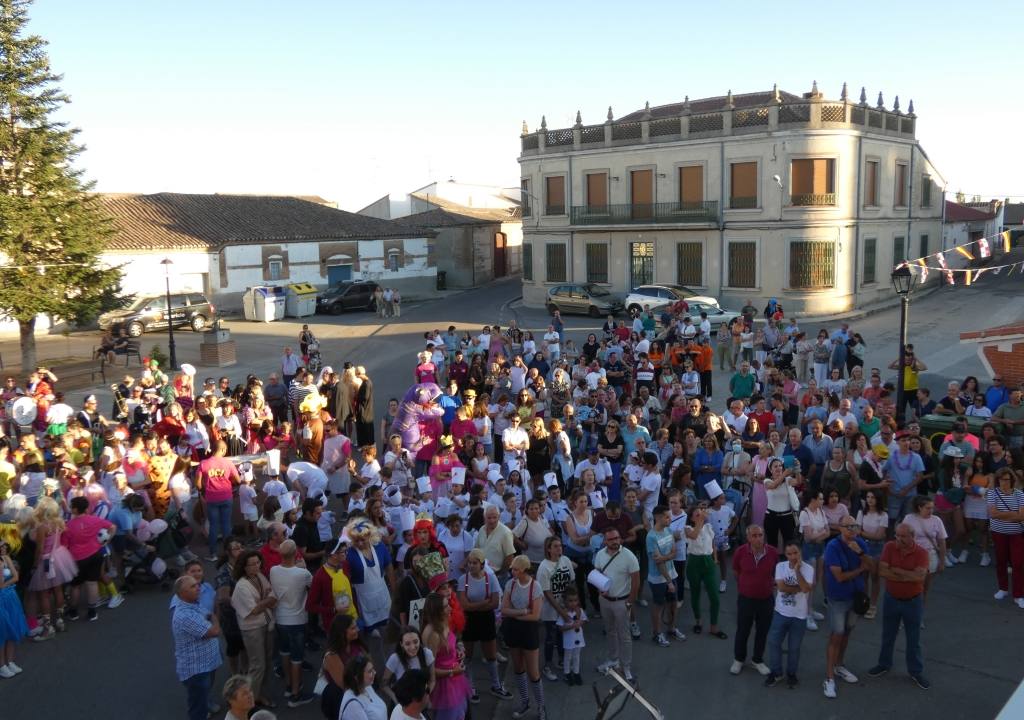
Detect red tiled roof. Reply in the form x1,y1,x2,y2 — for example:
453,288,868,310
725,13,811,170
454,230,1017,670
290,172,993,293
99,193,431,251
959,323,1024,342
619,89,805,121
945,200,996,223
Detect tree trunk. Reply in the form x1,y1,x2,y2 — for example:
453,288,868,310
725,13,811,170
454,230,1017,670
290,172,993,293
19,316,36,374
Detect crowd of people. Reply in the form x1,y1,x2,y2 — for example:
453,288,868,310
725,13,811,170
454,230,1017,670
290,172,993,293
0,296,1023,718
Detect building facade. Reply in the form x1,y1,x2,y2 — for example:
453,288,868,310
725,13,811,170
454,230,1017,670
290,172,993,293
518,84,944,314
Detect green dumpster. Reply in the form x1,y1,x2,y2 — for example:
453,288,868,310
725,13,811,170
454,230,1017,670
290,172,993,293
918,414,989,451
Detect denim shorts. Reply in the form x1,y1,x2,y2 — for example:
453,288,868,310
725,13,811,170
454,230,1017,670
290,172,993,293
864,539,886,558
276,623,306,663
801,541,825,562
826,599,857,635
649,581,677,606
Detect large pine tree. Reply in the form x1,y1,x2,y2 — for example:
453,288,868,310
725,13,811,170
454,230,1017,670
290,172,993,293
0,0,121,372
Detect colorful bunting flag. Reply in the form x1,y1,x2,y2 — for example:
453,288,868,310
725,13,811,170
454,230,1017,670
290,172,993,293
955,246,975,261
1003,230,1012,253
916,258,929,282
978,237,991,259
936,252,954,285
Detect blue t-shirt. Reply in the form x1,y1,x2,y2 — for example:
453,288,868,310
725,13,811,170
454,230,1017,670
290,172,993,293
782,444,814,476
823,536,868,601
882,452,925,494
645,528,677,584
108,507,141,536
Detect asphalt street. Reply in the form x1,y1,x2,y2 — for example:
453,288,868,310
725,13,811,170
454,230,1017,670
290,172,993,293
3,272,1024,720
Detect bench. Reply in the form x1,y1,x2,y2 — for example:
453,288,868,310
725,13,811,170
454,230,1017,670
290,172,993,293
95,340,143,376
50,358,107,391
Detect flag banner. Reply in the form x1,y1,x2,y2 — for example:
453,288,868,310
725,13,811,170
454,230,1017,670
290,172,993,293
955,246,975,261
916,258,929,282
978,237,991,259
1003,230,1012,253
964,270,972,286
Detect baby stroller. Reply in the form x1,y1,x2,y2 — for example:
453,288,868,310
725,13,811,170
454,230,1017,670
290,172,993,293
123,518,180,592
305,339,323,374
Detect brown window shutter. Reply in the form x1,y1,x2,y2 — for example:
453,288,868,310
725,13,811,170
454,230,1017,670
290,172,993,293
791,160,813,196
586,173,608,209
545,176,565,214
679,166,703,205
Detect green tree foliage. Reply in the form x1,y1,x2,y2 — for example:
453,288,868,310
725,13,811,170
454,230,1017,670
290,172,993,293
0,0,122,371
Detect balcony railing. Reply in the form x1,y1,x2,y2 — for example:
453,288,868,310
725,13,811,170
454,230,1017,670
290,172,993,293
570,201,718,225
730,196,758,209
790,193,837,207
544,204,565,216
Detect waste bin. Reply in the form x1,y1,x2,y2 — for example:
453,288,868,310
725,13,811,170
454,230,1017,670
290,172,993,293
242,286,285,322
437,271,446,291
918,413,988,451
285,283,318,318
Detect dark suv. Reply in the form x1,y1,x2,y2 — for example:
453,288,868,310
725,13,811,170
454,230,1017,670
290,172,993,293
98,293,217,337
316,281,380,314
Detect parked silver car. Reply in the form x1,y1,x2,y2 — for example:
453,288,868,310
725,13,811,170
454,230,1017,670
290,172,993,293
546,284,625,317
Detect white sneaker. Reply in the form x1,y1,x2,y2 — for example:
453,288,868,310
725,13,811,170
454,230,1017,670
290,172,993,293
834,665,859,683
108,594,125,609
945,552,957,567
730,660,744,675
753,662,771,676
994,590,1009,600
980,553,992,567
6,662,22,674
811,609,825,621
806,616,818,632
958,549,969,563
636,598,648,608
630,621,641,639
542,666,558,682
719,580,727,593
623,666,636,683
0,664,14,679
1016,598,1024,610
596,659,618,674
823,678,837,698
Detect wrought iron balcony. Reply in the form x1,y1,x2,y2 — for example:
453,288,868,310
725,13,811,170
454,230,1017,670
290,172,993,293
729,196,758,209
569,201,718,225
790,193,837,207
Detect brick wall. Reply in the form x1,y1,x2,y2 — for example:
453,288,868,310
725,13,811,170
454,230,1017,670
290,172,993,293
982,343,1024,386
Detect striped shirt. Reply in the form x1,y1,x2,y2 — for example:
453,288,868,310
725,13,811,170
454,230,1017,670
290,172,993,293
987,489,1024,535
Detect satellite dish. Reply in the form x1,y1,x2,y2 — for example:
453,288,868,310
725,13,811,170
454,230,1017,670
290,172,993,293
11,397,37,426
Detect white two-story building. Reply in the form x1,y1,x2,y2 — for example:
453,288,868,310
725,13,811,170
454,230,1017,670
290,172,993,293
518,83,945,314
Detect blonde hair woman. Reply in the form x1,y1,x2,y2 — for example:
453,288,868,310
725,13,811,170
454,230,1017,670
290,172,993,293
501,555,545,718
28,497,77,638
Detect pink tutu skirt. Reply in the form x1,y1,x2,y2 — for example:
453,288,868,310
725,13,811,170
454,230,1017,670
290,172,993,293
28,545,78,591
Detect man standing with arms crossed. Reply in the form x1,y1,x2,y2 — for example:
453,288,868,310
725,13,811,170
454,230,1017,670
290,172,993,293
822,517,874,699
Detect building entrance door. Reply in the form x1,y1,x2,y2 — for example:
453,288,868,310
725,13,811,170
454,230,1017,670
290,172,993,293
630,242,654,288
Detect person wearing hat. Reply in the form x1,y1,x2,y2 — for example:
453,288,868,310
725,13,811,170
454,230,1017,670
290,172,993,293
306,536,357,635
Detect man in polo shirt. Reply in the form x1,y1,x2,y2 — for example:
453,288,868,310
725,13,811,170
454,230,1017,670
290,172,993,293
994,389,1024,449
985,375,1010,413
594,527,641,684
867,523,929,688
730,525,778,676
802,420,833,490
475,506,515,581
822,517,874,699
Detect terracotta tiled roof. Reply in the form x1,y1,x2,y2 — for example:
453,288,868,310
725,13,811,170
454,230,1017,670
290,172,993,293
406,194,522,224
960,323,1024,342
945,200,996,223
99,193,430,251
619,89,805,121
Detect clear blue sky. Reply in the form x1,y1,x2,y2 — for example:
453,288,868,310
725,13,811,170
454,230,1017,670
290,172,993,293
28,0,1024,211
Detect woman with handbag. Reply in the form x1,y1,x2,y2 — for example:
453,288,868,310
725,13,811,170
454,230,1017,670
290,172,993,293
230,550,278,708
338,655,388,720
214,537,247,675
902,496,947,609
798,489,829,631
319,613,368,719
512,499,553,568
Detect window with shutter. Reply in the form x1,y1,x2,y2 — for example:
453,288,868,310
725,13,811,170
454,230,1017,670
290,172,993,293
679,166,703,207
522,244,533,281
586,173,608,211
546,243,567,282
676,242,702,286
789,241,835,289
864,161,879,206
730,162,758,209
894,164,908,207
545,176,565,215
894,236,905,265
727,242,757,287
863,238,877,284
790,159,835,206
585,243,608,283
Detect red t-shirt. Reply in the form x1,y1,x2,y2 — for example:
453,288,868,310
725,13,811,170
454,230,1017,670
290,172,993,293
198,456,240,503
750,411,775,433
880,541,927,599
731,543,779,599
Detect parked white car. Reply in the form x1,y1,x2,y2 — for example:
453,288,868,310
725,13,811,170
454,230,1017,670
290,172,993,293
623,284,742,332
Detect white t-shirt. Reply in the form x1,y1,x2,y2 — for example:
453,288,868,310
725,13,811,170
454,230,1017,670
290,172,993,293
798,507,828,540
708,505,736,543
263,478,287,499
238,483,258,516
46,403,75,424
774,561,814,619
856,510,889,540
640,471,662,515
543,331,561,354
384,648,435,680
477,333,491,351
537,555,575,622
668,510,688,560
390,707,426,720
268,564,313,625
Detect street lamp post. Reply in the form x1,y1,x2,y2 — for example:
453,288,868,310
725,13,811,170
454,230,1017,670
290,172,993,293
891,264,915,422
160,258,178,370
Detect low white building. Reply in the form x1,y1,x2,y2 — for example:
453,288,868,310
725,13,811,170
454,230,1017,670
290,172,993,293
518,83,946,314
942,200,1001,252
99,193,437,306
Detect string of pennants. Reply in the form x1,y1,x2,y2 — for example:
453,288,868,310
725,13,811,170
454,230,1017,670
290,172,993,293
898,230,1015,286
